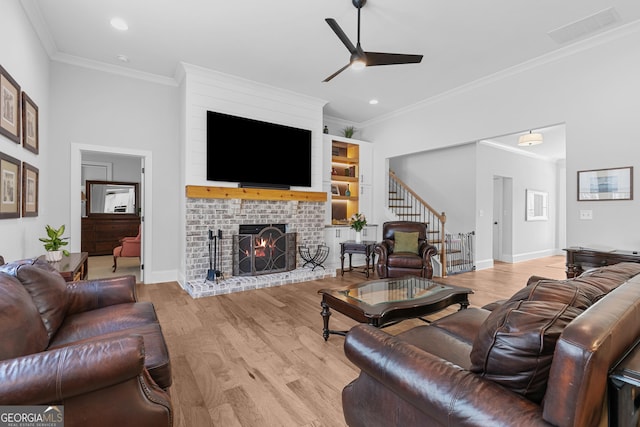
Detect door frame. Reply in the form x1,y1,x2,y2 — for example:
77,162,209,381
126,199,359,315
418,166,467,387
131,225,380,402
70,143,153,283
492,175,513,262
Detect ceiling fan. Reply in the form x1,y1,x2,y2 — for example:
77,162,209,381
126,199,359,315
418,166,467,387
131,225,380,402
323,0,423,82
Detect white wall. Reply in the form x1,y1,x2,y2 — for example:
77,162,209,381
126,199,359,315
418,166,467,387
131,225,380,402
0,1,50,261
389,143,476,233
82,153,141,184
362,25,640,266
390,142,561,268
476,143,560,266
49,62,180,282
179,63,326,188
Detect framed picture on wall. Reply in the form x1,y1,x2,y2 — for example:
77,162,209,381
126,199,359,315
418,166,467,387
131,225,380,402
525,189,548,221
22,162,38,217
22,92,38,154
0,151,21,219
577,166,633,201
0,65,21,143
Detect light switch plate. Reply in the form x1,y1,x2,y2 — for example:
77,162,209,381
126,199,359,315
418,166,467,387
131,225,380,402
580,210,593,220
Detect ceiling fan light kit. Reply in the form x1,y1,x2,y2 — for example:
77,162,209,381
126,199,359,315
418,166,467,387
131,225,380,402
518,131,544,146
323,0,423,82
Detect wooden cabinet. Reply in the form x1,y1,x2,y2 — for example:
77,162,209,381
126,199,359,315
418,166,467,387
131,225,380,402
358,142,373,186
82,217,141,256
564,247,640,278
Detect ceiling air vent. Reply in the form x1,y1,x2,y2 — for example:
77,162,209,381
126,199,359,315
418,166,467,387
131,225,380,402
548,7,620,44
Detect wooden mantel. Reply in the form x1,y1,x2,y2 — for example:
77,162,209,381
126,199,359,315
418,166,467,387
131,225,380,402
185,185,327,202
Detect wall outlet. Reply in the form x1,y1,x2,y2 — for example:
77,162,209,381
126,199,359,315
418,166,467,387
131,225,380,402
580,210,593,220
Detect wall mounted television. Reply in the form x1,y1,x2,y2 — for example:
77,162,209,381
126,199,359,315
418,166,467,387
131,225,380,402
206,110,312,189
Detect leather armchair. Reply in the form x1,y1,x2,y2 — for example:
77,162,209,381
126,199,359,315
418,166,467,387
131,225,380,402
113,225,141,272
374,221,438,279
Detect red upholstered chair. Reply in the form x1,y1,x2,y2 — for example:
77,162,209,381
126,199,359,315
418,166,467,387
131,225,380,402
112,225,141,272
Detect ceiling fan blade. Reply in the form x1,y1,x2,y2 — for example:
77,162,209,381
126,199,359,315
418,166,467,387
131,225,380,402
323,63,352,82
364,52,423,66
325,18,357,54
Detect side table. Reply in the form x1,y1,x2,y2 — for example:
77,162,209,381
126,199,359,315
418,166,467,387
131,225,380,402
564,247,640,278
609,342,640,426
38,252,89,282
340,240,377,278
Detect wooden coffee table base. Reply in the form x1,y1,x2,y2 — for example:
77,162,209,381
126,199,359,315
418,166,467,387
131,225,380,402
318,276,472,341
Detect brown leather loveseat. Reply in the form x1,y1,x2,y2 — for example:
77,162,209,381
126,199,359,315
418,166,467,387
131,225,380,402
0,257,172,427
342,262,640,427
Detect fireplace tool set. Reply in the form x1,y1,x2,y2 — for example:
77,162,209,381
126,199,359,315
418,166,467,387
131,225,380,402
206,229,223,282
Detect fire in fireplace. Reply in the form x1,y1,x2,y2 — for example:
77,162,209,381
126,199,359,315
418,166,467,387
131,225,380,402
233,224,296,276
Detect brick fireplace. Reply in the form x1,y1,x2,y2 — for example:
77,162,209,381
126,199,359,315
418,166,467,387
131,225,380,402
183,186,333,297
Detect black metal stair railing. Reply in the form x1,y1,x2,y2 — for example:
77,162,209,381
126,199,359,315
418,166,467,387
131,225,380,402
388,170,448,276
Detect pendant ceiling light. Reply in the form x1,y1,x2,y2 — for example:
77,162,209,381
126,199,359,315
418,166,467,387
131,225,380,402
518,130,543,146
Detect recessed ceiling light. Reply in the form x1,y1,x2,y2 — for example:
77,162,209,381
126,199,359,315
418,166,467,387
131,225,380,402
369,99,379,105
110,17,128,31
116,54,129,63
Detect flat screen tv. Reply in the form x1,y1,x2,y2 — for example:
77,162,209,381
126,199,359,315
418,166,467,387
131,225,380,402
206,110,312,188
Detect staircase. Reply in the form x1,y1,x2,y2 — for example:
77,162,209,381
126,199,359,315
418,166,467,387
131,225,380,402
387,171,476,276
387,171,448,275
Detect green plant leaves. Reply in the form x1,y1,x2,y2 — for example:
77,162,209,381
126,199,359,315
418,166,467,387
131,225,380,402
40,224,69,252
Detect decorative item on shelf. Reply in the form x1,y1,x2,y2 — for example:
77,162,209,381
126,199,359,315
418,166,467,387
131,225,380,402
349,213,367,243
345,185,351,197
323,125,329,134
39,224,70,262
344,168,350,176
342,126,356,138
331,167,338,175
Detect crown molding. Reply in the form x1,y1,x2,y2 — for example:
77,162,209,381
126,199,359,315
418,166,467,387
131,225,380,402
52,52,177,86
364,19,640,128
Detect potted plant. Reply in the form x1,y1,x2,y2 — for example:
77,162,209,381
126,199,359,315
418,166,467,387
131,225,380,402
349,213,367,243
342,126,356,138
40,224,70,262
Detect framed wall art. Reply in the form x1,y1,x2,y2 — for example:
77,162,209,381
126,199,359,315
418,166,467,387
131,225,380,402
22,162,38,217
525,189,548,221
0,65,21,143
577,166,633,201
22,92,38,154
0,151,21,219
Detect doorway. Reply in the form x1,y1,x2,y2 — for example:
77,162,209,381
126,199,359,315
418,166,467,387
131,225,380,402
492,175,513,262
70,143,153,283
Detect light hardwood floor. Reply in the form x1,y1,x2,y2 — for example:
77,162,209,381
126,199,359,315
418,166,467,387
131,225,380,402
136,256,567,427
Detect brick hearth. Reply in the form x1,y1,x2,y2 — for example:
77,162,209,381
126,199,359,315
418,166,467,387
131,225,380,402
183,186,334,296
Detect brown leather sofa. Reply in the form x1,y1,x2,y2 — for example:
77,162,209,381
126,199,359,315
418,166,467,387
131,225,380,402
374,221,438,279
0,257,172,427
342,262,640,427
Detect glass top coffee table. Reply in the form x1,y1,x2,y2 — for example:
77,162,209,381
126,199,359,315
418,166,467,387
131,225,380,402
318,275,473,340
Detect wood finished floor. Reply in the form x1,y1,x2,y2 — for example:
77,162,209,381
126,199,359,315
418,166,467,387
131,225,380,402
136,256,567,427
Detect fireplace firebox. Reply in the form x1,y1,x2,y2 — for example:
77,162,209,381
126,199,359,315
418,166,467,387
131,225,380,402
233,224,296,276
